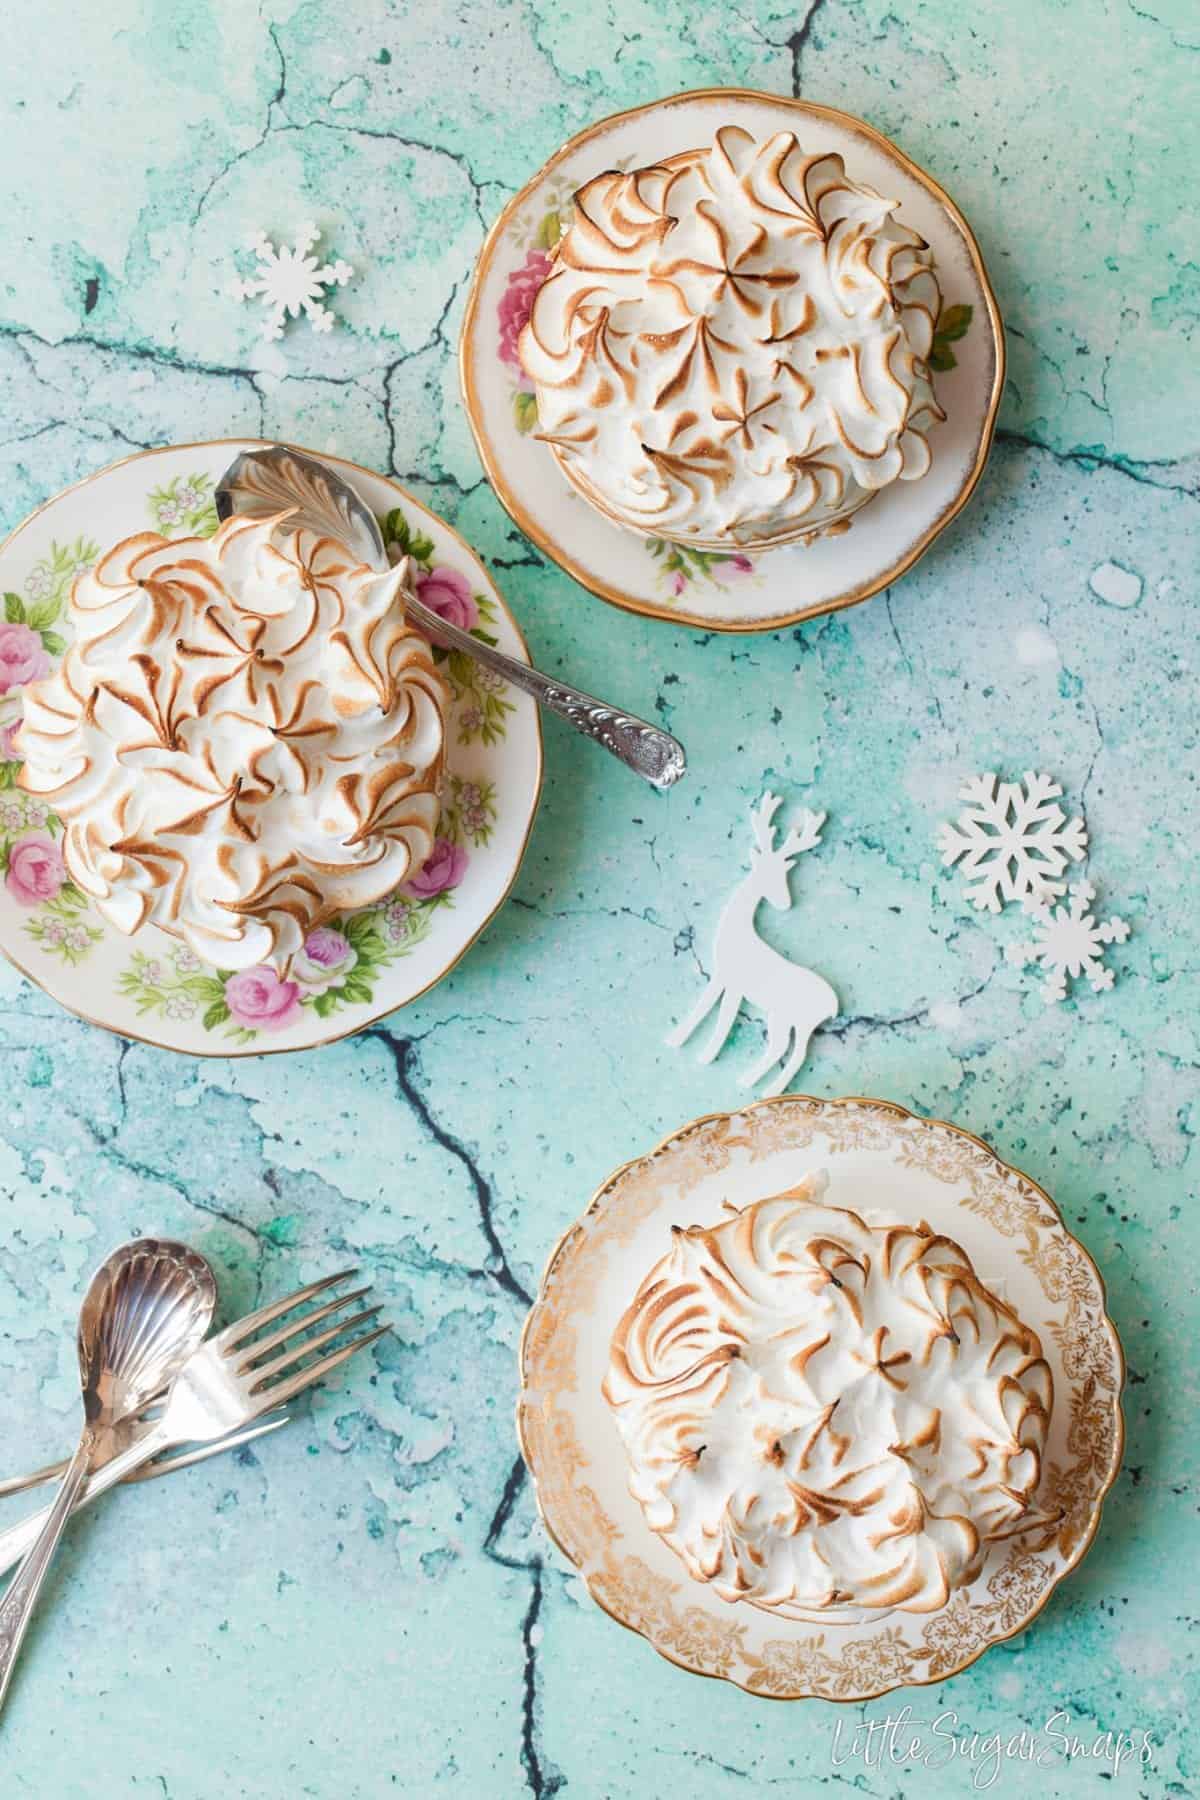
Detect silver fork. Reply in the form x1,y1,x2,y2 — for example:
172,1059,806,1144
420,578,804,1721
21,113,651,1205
0,1416,288,1502
0,1268,385,1578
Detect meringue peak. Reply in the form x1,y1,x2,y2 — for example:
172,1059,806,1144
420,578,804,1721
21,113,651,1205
520,128,945,550
604,1178,1054,1622
16,515,448,970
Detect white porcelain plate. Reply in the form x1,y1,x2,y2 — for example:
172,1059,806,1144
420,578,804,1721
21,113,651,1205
461,88,1004,633
0,441,542,1055
519,1096,1123,1699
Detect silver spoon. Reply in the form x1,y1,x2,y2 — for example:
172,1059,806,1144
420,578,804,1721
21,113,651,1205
0,1239,215,1714
215,444,687,791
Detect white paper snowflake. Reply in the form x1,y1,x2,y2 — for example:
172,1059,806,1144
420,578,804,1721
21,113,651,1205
1006,882,1130,1004
228,224,353,342
938,772,1087,912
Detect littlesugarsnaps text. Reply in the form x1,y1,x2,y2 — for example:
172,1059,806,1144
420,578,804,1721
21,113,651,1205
830,1707,1155,1789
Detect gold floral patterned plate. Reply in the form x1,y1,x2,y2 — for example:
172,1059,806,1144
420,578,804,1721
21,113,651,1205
518,1096,1123,1700
460,89,1004,633
0,440,542,1055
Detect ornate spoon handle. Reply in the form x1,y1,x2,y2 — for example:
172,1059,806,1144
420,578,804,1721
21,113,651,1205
0,1432,94,1713
405,594,686,790
215,445,688,793
0,1424,175,1592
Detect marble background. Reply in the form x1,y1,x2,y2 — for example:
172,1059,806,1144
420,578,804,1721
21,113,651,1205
1,1,1197,1795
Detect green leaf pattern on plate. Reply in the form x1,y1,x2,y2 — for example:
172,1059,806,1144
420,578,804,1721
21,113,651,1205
4,533,98,661
930,302,974,373
441,773,499,849
512,389,539,435
147,471,219,538
0,791,100,964
115,896,444,1043
647,537,757,597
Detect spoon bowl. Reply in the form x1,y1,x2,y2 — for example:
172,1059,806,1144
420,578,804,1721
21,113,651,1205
216,445,687,791
78,1240,217,1435
0,1239,215,1714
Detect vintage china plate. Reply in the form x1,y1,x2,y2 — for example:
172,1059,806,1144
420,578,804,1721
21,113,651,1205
519,1096,1123,1700
0,440,543,1055
460,88,1004,633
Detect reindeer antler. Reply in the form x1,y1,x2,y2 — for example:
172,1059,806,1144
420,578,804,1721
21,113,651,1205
750,792,784,851
781,808,826,859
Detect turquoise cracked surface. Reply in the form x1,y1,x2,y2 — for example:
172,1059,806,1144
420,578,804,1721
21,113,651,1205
1,2,1197,1795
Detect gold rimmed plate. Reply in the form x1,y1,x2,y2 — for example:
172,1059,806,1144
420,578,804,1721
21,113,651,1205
518,1095,1123,1700
0,440,543,1055
460,88,1004,633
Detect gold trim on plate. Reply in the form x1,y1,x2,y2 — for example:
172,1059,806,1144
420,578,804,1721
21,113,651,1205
460,88,1006,633
0,438,544,1058
517,1094,1124,1699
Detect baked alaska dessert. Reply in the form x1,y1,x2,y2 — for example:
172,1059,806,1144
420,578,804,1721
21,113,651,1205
14,514,447,971
603,1175,1055,1621
519,125,945,551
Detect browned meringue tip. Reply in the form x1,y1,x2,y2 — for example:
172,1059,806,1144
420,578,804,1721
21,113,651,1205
519,124,943,552
988,1506,1065,1545
14,512,449,976
605,1185,1055,1623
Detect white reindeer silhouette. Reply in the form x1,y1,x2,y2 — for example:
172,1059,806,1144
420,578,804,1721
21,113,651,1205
667,792,839,1097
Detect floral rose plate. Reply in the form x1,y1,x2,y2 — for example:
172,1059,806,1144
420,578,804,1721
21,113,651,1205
460,89,1004,633
519,1096,1123,1700
0,441,542,1054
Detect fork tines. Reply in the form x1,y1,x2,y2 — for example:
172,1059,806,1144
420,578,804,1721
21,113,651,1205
222,1267,388,1404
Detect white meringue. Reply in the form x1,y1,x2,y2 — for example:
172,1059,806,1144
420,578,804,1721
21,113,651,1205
604,1175,1054,1620
15,515,447,971
520,125,945,550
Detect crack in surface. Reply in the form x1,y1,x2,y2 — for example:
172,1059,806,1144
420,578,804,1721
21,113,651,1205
516,1565,565,1796
740,0,830,93
273,118,489,234
884,587,947,737
787,0,830,94
996,427,1200,500
825,968,996,1041
0,322,267,418
189,18,288,225
483,1457,563,1797
366,1027,532,1308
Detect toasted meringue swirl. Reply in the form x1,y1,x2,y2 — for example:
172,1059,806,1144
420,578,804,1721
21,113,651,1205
520,125,945,550
15,515,447,970
604,1177,1054,1620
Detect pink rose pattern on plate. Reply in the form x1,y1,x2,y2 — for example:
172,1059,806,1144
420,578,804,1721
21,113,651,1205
1,535,127,966
383,507,516,750
499,247,553,435
403,837,469,901
0,622,50,695
2,496,508,1041
499,248,552,374
646,539,758,597
4,832,64,905
291,925,358,996
0,800,102,965
224,967,303,1033
415,565,480,637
